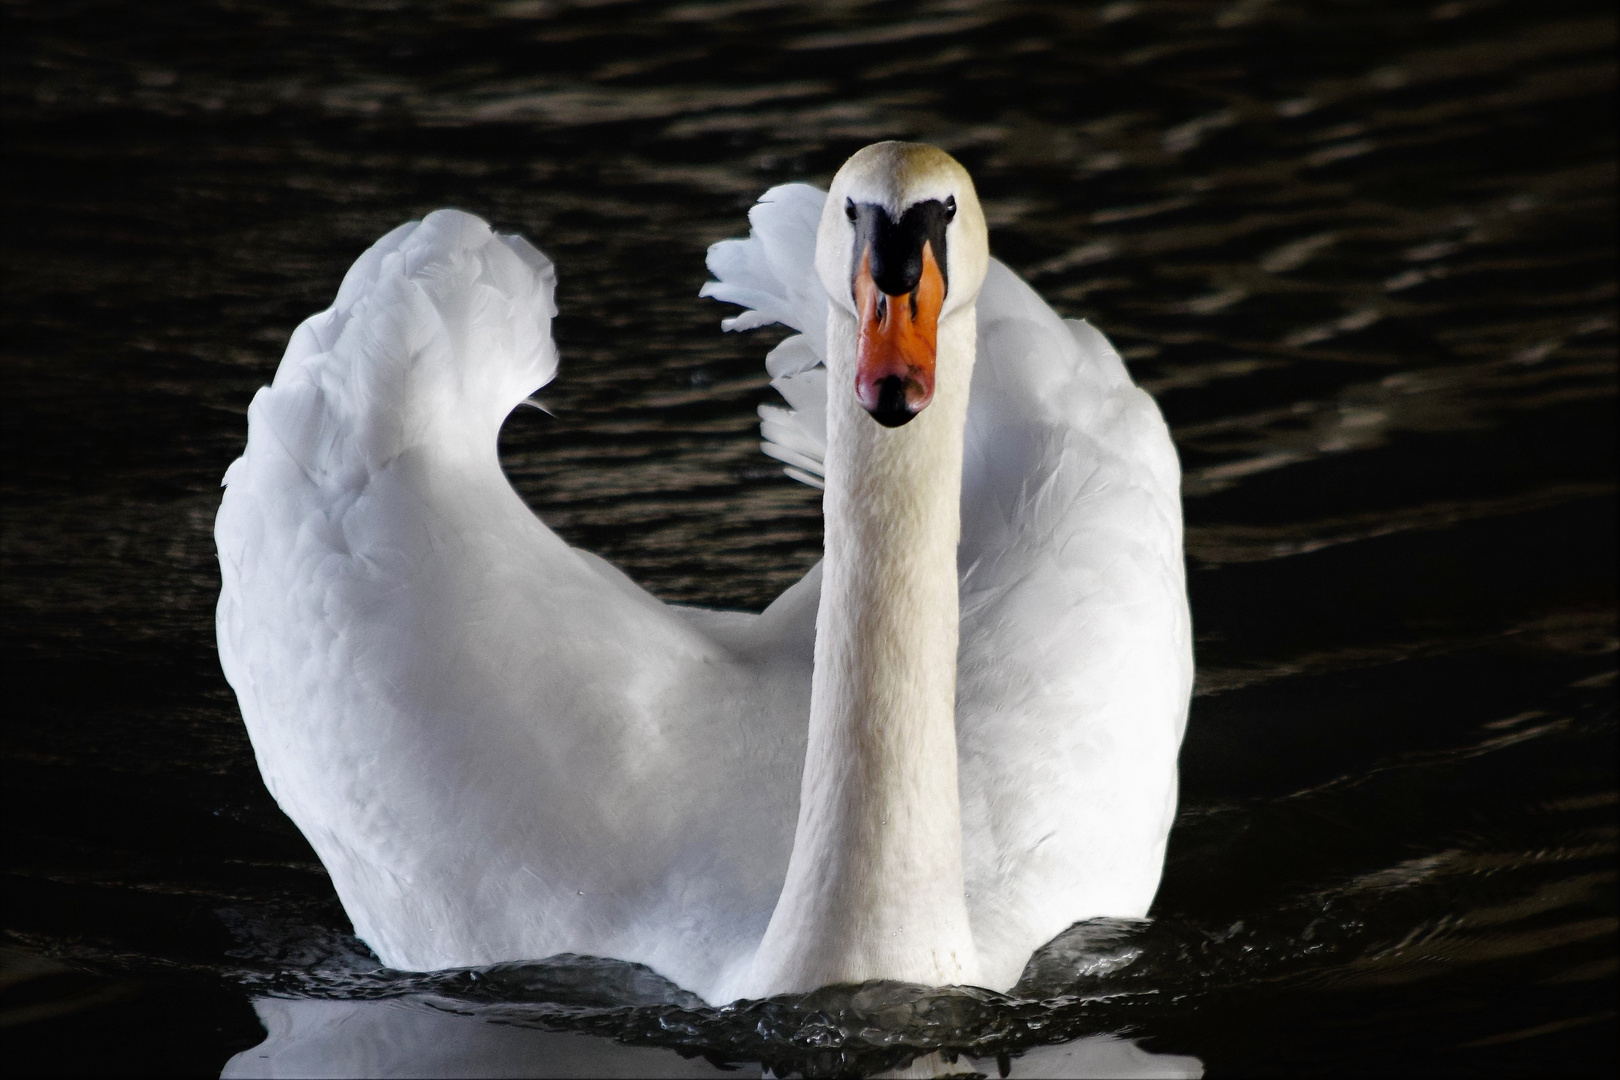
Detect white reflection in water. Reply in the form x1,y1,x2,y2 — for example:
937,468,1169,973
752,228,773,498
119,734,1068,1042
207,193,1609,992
223,996,1203,1079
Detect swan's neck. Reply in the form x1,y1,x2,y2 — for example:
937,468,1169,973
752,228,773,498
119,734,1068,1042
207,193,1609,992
745,304,980,997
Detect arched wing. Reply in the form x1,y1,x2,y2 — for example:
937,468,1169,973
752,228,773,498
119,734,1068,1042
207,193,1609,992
216,211,808,1002
954,265,1192,988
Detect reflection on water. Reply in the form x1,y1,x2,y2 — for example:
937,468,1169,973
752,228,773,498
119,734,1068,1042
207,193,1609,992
224,998,757,1079
222,996,1202,1078
2,0,1614,1075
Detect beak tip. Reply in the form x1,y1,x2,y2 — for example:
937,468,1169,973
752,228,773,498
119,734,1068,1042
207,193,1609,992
869,405,918,428
862,373,924,426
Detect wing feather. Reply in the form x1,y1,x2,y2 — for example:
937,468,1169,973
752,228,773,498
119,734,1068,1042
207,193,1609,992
218,210,806,1003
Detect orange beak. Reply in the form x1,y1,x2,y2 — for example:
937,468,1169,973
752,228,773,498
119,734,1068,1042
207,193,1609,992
854,240,945,427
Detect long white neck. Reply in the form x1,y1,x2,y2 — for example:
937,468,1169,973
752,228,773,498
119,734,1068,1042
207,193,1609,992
744,303,980,998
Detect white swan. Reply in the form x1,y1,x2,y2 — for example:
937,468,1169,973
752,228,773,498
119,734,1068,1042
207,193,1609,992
216,142,1192,1006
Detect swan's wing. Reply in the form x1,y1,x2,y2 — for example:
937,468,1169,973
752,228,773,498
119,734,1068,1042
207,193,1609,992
702,183,832,488
705,190,1192,991
956,264,1192,988
216,210,809,1003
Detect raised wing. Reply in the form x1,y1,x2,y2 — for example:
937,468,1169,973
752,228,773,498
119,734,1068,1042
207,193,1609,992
216,210,808,1003
702,183,832,488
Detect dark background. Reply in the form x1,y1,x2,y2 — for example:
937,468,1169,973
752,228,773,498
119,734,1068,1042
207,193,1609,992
3,0,1615,1075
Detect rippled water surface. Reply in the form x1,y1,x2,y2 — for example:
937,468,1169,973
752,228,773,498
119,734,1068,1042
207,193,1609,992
3,0,1615,1075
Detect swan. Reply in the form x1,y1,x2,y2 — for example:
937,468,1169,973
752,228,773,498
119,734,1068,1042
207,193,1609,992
215,142,1192,1006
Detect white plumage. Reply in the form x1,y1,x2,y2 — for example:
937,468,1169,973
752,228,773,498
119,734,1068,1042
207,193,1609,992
216,175,1191,1005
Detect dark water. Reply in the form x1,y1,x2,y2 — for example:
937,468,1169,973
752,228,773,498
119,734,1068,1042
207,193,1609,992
2,0,1615,1075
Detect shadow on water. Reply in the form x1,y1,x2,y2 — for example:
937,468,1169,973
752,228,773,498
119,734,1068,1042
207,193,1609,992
2,0,1614,1075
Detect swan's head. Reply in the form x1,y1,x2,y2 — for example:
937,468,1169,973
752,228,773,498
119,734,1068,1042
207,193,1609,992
817,142,989,427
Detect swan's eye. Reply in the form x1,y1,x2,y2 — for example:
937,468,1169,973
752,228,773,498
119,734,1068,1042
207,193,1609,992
944,196,956,222
845,198,857,222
